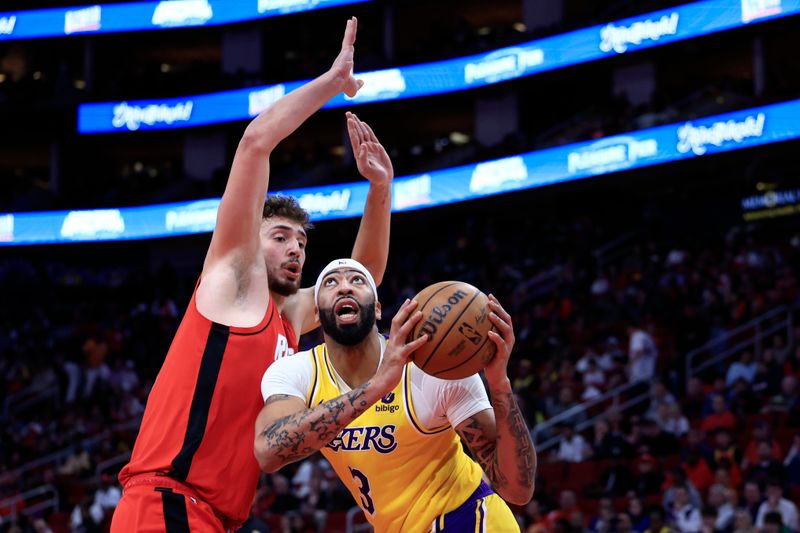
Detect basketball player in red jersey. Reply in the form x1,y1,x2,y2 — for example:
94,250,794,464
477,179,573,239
110,18,392,532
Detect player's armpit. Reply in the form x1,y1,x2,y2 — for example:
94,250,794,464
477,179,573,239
282,287,319,336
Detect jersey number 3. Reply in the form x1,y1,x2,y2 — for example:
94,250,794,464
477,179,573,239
349,467,375,515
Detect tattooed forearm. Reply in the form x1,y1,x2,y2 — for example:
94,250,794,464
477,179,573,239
457,387,536,505
258,384,371,468
457,419,509,490
492,389,536,496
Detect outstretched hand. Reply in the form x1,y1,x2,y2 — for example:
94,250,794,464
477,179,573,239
347,112,394,186
329,17,364,98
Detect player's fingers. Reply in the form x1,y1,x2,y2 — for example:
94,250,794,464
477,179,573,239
488,297,512,324
391,299,418,327
346,117,360,152
353,114,370,143
404,334,430,355
341,17,357,48
363,122,380,144
351,113,366,146
488,312,511,335
356,145,369,167
487,330,506,352
397,310,423,337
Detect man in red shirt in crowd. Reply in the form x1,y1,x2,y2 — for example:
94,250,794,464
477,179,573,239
701,394,736,433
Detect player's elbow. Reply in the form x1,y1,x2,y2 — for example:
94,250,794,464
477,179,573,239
240,124,278,156
254,439,282,474
499,483,535,506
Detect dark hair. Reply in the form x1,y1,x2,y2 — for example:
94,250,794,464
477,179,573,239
702,506,718,519
262,195,313,231
764,511,783,526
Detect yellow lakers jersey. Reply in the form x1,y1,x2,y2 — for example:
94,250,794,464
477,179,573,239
304,343,485,533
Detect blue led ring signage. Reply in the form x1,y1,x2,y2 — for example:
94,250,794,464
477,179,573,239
4,98,800,245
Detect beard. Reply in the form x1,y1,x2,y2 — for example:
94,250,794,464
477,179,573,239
268,261,302,297
319,295,376,346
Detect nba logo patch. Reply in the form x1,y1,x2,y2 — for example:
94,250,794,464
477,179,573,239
458,322,483,345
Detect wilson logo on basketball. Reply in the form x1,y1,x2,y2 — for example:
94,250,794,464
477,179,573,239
418,289,469,339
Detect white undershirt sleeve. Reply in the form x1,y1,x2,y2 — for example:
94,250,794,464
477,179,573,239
441,373,493,428
260,350,314,403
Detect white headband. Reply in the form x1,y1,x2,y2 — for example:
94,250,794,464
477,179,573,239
314,258,378,304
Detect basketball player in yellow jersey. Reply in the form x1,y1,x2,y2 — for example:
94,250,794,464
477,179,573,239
255,259,536,532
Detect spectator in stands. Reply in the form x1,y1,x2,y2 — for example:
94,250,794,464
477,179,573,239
91,473,121,524
714,458,743,491
711,429,743,469
729,377,761,417
523,500,547,533
546,386,587,427
31,518,54,533
783,346,800,380
597,458,635,497
660,404,690,438
742,481,763,523
732,510,756,533
581,358,605,395
617,512,636,533
670,484,702,533
783,435,800,487
752,350,783,397
663,469,704,514
588,497,615,533
700,506,718,533
701,395,737,433
639,418,680,457
746,440,783,488
743,420,782,469
764,375,800,413
593,419,629,459
556,424,592,463
684,377,708,420
626,496,649,533
268,474,301,515
512,359,536,393
726,351,757,386
71,499,102,533
707,484,735,531
239,514,270,533
544,490,584,532
646,381,678,421
644,507,671,533
627,324,658,384
634,454,664,496
755,480,799,531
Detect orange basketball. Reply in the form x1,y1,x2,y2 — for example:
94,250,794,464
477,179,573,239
408,281,496,379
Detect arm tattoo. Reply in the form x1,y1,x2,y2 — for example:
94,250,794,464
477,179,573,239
493,390,536,490
458,418,509,490
259,383,371,466
458,391,536,500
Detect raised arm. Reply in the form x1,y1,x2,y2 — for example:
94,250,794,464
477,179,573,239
254,300,427,472
286,113,394,335
203,17,364,271
455,295,536,506
347,112,392,285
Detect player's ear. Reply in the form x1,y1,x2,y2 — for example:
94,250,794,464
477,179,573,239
314,305,320,324
375,300,381,321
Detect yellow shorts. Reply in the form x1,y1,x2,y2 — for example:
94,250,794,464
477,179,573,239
429,481,520,532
